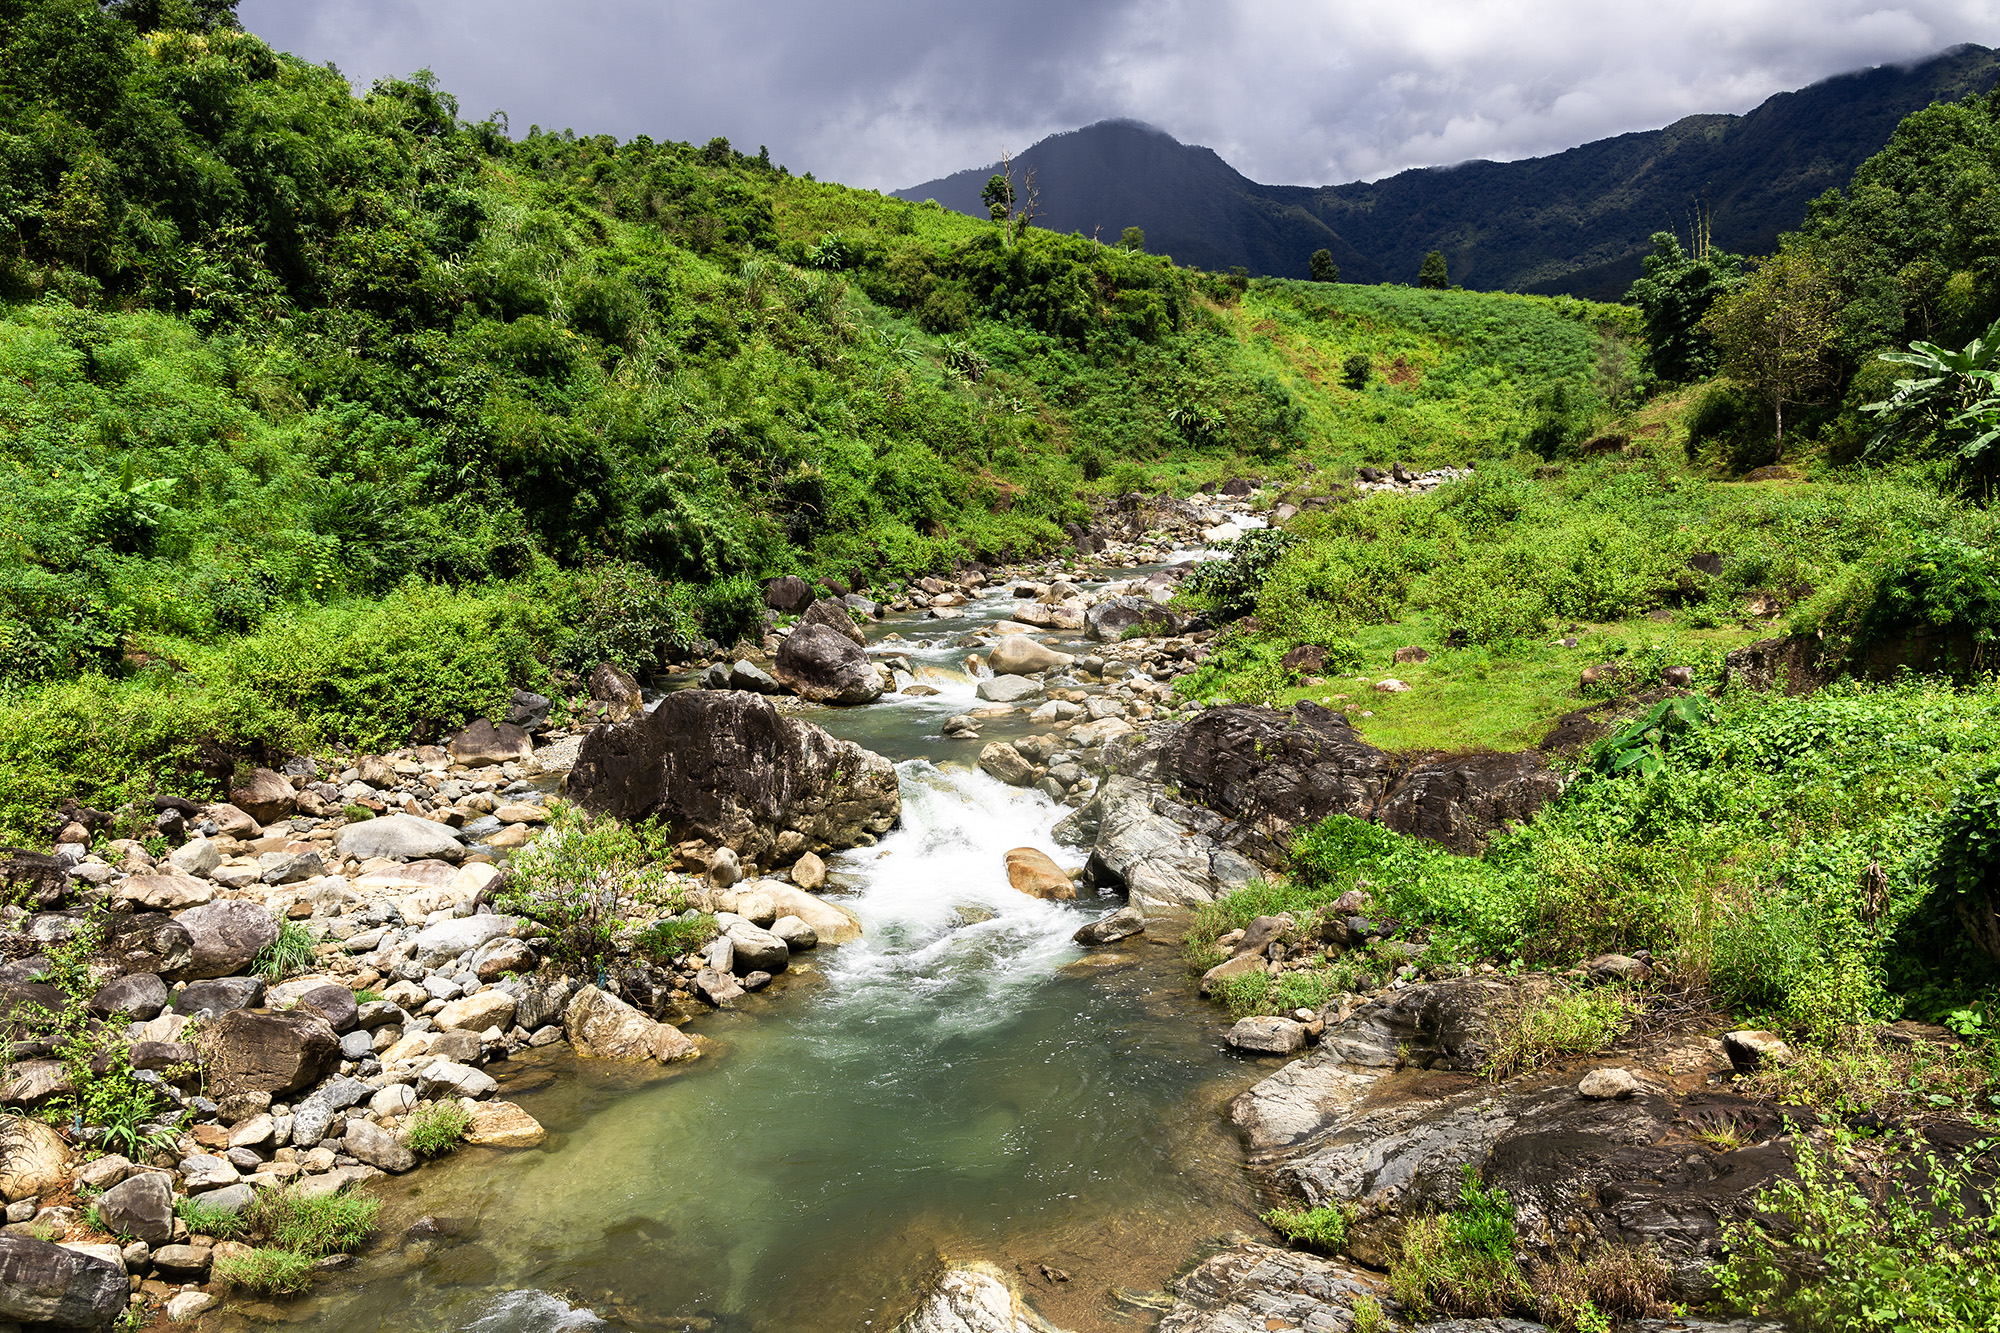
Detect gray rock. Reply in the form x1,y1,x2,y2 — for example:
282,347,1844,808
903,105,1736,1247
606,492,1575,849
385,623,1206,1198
0,1235,128,1326
294,984,359,1032
447,718,535,766
773,622,883,705
195,1183,254,1216
1722,1030,1793,1073
342,1120,415,1173
166,838,222,878
170,902,280,980
1079,776,1220,913
975,675,1042,704
498,977,577,1033
339,1030,375,1061
260,850,327,886
723,921,789,974
1073,906,1145,946
694,968,744,1007
1085,595,1182,643
87,972,167,1022
96,1171,173,1245
150,1242,210,1280
1579,1067,1642,1100
335,814,465,864
729,660,782,694
410,915,520,968
895,1261,1057,1333
1155,1242,1388,1333
977,742,1036,787
354,1000,406,1031
417,1060,498,1100
173,976,266,1018
770,915,818,950
1226,1016,1309,1055
369,1084,416,1117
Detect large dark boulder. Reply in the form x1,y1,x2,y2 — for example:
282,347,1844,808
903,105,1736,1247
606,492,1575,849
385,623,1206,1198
763,575,814,613
1085,595,1183,643
228,767,297,826
170,901,280,980
1161,702,1564,860
772,622,883,705
0,1234,128,1326
447,718,534,767
100,913,194,979
0,852,68,910
88,972,167,1022
568,689,899,867
209,1009,340,1097
797,597,865,647
173,976,266,1018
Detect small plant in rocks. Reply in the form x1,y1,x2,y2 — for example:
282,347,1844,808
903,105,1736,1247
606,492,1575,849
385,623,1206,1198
405,1100,472,1157
255,919,318,981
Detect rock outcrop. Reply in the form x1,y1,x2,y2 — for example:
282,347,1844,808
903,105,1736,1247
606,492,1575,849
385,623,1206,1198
1162,703,1566,861
773,622,883,705
1157,1242,1388,1333
1061,776,1258,913
0,1235,129,1326
896,1262,1067,1333
569,690,900,868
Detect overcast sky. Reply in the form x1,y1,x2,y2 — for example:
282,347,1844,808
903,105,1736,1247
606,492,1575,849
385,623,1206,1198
238,0,2000,190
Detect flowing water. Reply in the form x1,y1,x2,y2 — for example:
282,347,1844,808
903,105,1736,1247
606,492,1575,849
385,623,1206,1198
260,560,1272,1333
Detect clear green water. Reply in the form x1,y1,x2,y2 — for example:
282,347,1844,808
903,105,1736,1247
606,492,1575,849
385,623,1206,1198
253,590,1266,1333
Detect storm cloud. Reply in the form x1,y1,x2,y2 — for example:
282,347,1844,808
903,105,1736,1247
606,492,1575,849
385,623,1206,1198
238,0,2000,189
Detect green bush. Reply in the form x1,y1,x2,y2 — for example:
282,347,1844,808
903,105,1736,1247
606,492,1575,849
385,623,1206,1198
634,912,719,962
1180,527,1298,621
245,1186,380,1258
404,1100,473,1157
255,920,318,982
214,1247,316,1295
1391,1167,1531,1319
1264,1201,1356,1254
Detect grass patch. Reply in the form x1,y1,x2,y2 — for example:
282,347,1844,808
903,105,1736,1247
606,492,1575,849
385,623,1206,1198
1390,1167,1531,1320
633,912,719,963
405,1101,472,1157
214,1247,315,1295
254,920,318,982
1263,1201,1356,1254
245,1186,379,1259
175,1195,247,1241
1482,983,1639,1080
1734,1030,2000,1119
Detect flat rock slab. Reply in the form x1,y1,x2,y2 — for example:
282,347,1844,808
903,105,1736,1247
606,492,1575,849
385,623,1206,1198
1157,1242,1388,1333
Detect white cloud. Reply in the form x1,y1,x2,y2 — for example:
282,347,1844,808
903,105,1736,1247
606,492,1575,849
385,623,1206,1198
237,0,2000,189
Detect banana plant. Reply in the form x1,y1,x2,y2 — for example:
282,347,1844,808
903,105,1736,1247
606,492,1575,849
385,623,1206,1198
1862,318,2000,473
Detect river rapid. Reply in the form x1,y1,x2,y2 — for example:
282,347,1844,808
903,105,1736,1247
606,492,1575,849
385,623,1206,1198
263,570,1268,1333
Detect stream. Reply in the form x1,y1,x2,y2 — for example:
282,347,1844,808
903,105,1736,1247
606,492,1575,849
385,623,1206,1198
256,558,1270,1333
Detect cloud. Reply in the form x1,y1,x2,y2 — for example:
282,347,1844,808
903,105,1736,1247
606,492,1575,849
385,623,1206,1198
237,0,2000,189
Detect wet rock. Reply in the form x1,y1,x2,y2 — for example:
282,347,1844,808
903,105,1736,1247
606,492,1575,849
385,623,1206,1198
774,623,884,705
209,1010,341,1097
896,1261,1060,1333
96,1171,173,1245
0,1117,70,1202
722,921,789,973
1156,1241,1387,1333
588,663,646,721
694,968,744,1007
978,742,1036,787
0,1235,128,1327
975,675,1042,704
988,636,1073,675
449,718,536,767
87,972,167,1022
166,1291,219,1321
464,1101,546,1148
770,915,818,950
229,768,297,826
562,985,698,1062
1227,1016,1309,1055
568,690,899,867
337,814,466,864
170,901,280,981
1003,848,1074,901
1073,906,1145,946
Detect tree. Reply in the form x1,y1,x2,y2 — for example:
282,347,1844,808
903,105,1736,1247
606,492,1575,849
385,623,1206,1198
1310,249,1338,283
1341,353,1370,389
1419,251,1448,289
981,174,1012,223
1120,226,1145,251
1626,232,1746,383
1700,250,1843,462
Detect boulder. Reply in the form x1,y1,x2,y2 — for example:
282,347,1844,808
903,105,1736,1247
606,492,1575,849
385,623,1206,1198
499,975,579,1033
1003,848,1074,901
417,1061,498,1100
708,846,743,888
987,636,1073,676
0,852,68,910
150,1243,211,1281
588,663,645,721
710,884,861,945
464,1101,546,1148
770,915,818,950
790,850,826,889
1073,906,1145,946
342,1120,415,1173
1156,1242,1387,1333
975,675,1042,704
0,1061,70,1110
798,597,866,648
205,803,260,839
95,1170,173,1245
773,623,883,705
764,574,815,613
411,914,521,968
435,989,518,1034
1226,1016,1309,1054
448,718,535,767
722,921,790,974
896,1261,1052,1333
336,813,466,864
568,690,899,868
1162,702,1565,862
114,871,214,912
508,688,553,733
209,1010,340,1097
87,973,167,1022
563,985,699,1062
1085,596,1181,643
0,1117,70,1202
1722,1030,1793,1074
471,937,535,982
0,1235,128,1327
228,768,296,826
170,901,280,980
173,976,266,1018
1076,777,1226,913
977,742,1036,787
99,914,193,978
1579,1067,1643,1100
729,660,782,694
292,984,359,1033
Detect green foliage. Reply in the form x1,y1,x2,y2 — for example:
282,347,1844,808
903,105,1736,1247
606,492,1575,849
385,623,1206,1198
404,1100,472,1157
1591,694,1715,779
246,1185,379,1258
1862,319,2000,489
1310,249,1338,283
1481,985,1638,1080
253,920,316,982
1263,1201,1356,1254
1626,232,1746,384
495,801,685,974
176,1195,248,1240
1340,351,1369,389
1719,1125,2000,1333
1179,527,1298,620
633,911,719,962
1390,1168,1530,1319
214,1247,316,1295
1419,252,1450,289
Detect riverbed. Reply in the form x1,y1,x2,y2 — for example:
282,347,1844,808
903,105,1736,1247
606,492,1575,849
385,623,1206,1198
268,569,1274,1333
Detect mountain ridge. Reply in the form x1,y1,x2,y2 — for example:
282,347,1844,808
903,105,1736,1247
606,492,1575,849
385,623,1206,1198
895,45,2000,298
